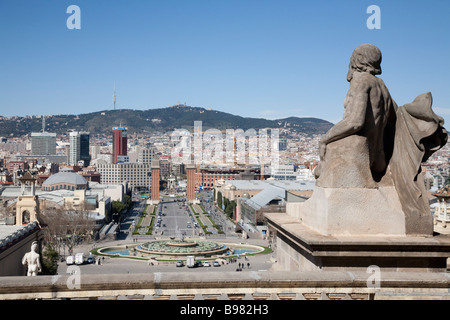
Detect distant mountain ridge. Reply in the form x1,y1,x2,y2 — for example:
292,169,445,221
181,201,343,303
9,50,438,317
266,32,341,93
0,105,333,137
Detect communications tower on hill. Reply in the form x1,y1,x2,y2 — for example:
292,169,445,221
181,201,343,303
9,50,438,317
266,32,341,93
113,82,116,110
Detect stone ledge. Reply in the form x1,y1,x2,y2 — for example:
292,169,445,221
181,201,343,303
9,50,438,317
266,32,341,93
266,212,450,253
265,212,450,272
0,270,448,300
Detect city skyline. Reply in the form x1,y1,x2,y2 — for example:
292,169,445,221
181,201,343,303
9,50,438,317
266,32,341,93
1,0,449,125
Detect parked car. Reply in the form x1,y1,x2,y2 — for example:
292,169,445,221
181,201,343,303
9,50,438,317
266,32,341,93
203,261,211,267
87,256,95,264
176,260,184,267
213,261,220,267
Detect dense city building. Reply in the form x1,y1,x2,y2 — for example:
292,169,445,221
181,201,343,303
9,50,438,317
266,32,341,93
112,127,128,164
195,167,262,190
214,179,314,237
41,168,88,191
137,147,156,164
31,132,56,156
69,131,91,167
96,162,151,191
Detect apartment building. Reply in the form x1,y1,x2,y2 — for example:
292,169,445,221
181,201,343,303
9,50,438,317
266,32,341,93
96,162,152,191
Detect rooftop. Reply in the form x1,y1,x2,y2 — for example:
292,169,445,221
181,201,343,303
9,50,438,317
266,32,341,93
434,185,450,198
42,170,87,186
244,184,286,210
222,179,315,191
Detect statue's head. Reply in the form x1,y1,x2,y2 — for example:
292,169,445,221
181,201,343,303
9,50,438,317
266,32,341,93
31,241,38,252
347,44,382,82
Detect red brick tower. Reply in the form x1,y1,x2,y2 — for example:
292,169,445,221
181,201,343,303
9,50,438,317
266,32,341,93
112,127,127,164
151,159,160,204
186,162,196,202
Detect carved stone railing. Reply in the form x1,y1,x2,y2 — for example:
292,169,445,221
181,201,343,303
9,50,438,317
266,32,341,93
0,221,40,249
0,270,449,300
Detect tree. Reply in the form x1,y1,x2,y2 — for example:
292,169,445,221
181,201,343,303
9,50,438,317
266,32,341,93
40,243,59,275
223,197,230,210
112,200,126,214
124,194,132,207
225,200,236,218
39,203,96,258
217,191,223,209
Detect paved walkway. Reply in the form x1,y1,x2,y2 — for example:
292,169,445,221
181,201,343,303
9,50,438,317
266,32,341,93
190,204,218,234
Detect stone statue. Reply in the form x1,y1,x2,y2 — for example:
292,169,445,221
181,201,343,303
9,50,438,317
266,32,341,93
22,241,42,276
390,92,447,234
265,43,450,273
296,43,447,236
315,43,397,187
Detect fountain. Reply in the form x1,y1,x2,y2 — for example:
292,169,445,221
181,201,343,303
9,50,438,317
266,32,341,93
96,232,267,259
135,239,228,257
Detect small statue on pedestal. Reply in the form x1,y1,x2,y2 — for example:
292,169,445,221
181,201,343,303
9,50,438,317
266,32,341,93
22,241,42,276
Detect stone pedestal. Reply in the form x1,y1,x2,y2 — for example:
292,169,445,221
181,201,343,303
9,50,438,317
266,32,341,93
265,212,450,272
286,185,410,236
264,183,450,272
147,199,160,205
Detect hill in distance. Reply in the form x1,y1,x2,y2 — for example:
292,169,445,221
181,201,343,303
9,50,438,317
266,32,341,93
0,105,334,137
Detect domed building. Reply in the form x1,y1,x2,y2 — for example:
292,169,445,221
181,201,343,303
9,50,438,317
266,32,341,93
42,168,88,192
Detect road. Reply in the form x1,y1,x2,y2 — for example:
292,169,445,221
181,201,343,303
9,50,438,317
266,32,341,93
116,199,145,240
118,198,204,240
156,200,197,238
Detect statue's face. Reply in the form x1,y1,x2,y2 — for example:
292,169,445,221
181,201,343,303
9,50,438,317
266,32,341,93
31,243,38,252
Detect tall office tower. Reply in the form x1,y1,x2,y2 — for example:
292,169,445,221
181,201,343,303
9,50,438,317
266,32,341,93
112,127,127,164
31,132,57,155
69,131,91,166
79,132,91,166
69,132,79,165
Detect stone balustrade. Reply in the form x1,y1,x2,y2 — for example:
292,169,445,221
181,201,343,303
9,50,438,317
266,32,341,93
0,270,449,300
0,221,40,249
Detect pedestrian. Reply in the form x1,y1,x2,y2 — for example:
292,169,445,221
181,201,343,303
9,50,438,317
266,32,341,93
247,262,250,269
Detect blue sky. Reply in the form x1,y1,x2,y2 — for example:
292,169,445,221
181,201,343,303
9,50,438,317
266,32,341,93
0,0,449,125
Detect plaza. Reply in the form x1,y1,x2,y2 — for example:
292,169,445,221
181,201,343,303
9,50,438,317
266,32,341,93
56,196,276,275
57,237,275,276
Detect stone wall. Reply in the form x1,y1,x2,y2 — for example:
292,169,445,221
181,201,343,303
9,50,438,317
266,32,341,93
0,225,42,276
0,270,448,300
